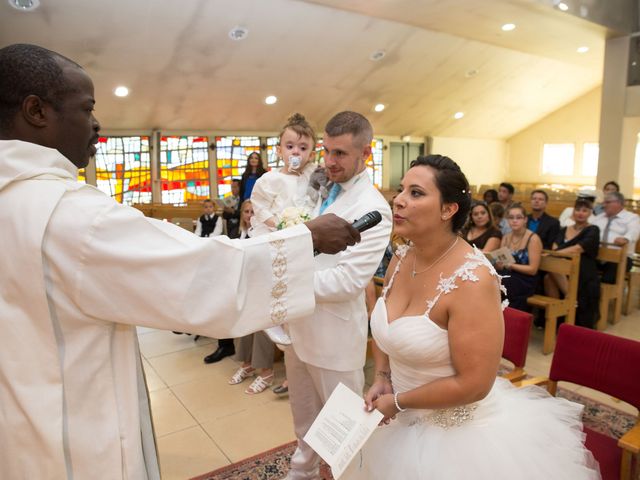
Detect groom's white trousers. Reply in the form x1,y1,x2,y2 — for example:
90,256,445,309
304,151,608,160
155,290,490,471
284,346,365,480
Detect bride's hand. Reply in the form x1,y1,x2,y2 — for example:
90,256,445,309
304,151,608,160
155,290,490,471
364,379,393,413
372,393,399,425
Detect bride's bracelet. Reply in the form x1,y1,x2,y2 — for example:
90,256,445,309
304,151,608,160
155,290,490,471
394,392,407,413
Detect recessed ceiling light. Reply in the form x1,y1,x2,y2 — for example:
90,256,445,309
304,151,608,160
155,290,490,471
369,50,386,62
577,46,589,54
374,104,385,112
558,2,569,11
501,23,516,32
265,95,277,105
114,86,129,97
454,112,465,120
228,26,249,41
8,0,40,11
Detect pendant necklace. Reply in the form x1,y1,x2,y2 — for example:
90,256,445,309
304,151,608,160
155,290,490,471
412,237,459,278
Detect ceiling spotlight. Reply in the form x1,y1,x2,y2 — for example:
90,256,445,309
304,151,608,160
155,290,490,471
577,46,589,53
454,112,465,120
265,95,277,105
114,86,129,97
557,2,569,11
369,50,386,62
374,104,385,112
228,26,249,41
8,0,40,11
501,23,516,32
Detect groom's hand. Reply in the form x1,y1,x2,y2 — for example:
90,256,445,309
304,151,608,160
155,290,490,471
306,214,360,255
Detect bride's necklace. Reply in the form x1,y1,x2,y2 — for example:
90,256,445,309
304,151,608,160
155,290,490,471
411,237,459,278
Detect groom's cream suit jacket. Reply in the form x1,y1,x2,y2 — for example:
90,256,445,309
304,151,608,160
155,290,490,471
289,170,392,371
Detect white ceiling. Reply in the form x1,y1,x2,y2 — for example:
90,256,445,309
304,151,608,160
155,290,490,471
0,0,613,139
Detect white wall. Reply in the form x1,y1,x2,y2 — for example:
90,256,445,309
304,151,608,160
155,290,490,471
506,88,601,185
431,136,507,188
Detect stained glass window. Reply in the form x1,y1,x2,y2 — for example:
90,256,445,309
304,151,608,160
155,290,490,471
95,136,152,205
266,136,281,170
215,136,260,196
77,168,86,184
367,138,383,189
160,136,210,205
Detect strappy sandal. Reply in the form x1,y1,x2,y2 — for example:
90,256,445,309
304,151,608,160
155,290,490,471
228,366,255,385
244,374,274,395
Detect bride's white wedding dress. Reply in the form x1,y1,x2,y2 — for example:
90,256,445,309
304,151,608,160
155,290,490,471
343,247,600,479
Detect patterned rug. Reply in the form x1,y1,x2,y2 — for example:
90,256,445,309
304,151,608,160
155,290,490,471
191,387,638,480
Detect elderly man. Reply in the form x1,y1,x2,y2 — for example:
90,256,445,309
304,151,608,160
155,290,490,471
592,191,640,283
284,112,392,480
0,44,359,479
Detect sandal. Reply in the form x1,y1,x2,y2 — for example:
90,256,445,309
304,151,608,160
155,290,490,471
228,366,255,385
245,374,274,395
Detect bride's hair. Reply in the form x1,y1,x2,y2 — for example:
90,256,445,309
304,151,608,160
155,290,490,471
410,154,471,232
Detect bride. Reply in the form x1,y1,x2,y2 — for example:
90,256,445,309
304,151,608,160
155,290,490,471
343,155,600,479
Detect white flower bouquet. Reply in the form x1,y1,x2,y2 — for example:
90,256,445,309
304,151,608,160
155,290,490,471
277,206,311,230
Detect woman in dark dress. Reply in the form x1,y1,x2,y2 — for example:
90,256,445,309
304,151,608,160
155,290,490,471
544,198,600,329
497,204,543,311
461,201,502,251
239,152,267,201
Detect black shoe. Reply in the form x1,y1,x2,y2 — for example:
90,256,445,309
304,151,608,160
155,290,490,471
204,346,235,364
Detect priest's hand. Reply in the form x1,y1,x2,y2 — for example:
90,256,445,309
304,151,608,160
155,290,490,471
306,214,360,255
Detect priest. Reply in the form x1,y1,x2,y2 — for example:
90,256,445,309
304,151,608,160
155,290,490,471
0,44,359,480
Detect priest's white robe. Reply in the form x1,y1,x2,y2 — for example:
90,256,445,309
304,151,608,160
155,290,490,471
0,140,316,479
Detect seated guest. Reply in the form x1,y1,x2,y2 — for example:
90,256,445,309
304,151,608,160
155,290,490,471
461,201,502,252
498,182,514,209
222,178,241,237
204,199,255,364
489,201,510,235
592,191,640,284
483,188,499,204
527,189,560,250
194,199,222,237
559,189,596,227
544,199,600,329
496,204,542,311
593,180,620,215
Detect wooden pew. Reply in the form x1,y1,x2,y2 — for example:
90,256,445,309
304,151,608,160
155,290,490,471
597,243,628,330
623,254,640,315
527,250,580,354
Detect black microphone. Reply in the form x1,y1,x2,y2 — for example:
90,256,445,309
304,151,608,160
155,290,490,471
351,211,383,233
313,210,383,256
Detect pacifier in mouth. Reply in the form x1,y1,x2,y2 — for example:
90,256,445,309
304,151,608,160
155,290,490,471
288,155,302,171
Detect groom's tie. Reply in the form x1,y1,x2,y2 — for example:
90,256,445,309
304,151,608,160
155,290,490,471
319,183,342,214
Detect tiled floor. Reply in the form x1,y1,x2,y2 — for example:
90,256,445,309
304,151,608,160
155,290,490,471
140,310,640,480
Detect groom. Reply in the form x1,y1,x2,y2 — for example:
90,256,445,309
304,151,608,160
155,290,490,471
285,111,392,480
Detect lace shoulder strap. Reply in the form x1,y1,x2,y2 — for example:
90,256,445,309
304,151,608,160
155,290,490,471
424,246,508,316
381,244,410,300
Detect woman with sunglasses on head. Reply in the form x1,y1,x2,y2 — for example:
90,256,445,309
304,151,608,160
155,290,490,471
496,203,542,312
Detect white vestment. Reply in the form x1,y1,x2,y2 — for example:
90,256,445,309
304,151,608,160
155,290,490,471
0,140,316,480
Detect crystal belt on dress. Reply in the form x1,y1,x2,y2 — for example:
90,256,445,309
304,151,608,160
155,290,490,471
407,404,478,429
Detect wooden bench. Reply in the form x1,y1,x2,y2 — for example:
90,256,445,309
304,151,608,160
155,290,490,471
597,243,628,330
623,254,640,316
527,250,580,354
